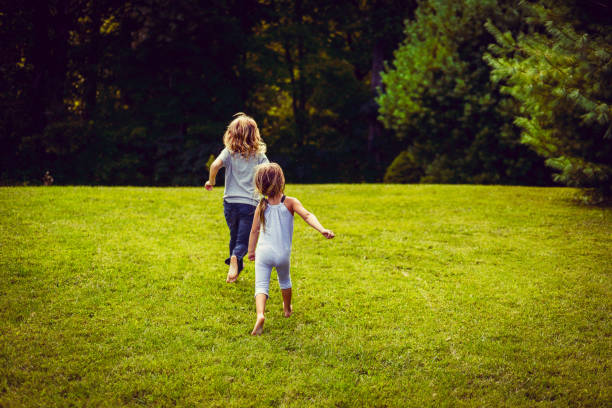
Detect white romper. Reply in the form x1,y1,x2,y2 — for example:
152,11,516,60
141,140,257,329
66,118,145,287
254,195,294,297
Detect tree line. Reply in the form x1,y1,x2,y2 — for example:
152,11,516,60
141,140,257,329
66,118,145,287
1,0,610,200
1,0,413,185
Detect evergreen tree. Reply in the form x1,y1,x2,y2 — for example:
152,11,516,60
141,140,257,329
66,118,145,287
485,1,612,202
377,0,550,185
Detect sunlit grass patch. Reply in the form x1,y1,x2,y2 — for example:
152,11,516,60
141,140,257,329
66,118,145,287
1,185,610,406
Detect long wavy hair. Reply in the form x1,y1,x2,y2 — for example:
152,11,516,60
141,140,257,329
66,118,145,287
223,112,266,157
254,163,285,232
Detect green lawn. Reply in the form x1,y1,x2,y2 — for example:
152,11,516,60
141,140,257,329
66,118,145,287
1,185,610,407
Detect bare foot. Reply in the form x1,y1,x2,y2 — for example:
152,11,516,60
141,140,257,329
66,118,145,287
251,314,265,335
226,256,238,283
283,303,293,318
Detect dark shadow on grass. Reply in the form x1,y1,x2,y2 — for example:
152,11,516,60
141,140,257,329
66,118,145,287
560,189,612,208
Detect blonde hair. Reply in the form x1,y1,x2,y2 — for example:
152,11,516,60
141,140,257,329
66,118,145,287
223,112,266,157
254,163,285,232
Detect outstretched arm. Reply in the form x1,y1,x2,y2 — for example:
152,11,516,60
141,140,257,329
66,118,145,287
204,157,223,190
288,198,335,239
248,206,262,260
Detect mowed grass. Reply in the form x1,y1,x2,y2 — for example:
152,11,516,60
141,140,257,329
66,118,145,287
0,185,610,407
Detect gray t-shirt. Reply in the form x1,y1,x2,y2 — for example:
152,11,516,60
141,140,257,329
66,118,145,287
219,147,269,206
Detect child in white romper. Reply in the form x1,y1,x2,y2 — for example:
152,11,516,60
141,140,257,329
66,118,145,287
247,163,335,336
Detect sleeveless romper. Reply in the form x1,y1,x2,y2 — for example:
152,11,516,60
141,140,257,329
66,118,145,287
254,196,294,297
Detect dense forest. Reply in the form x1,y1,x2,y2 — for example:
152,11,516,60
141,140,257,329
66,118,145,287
1,0,610,197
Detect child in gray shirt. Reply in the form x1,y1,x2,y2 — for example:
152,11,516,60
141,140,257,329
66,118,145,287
205,113,269,282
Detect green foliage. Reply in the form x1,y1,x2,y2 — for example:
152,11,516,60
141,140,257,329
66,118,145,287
485,1,612,202
205,154,215,172
378,0,551,185
1,185,610,405
1,0,415,185
383,149,422,183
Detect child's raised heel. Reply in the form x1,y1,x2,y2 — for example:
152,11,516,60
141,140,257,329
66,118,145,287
226,255,239,283
251,314,265,336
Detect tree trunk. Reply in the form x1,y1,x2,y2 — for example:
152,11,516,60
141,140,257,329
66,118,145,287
30,1,70,125
283,43,301,148
285,0,307,148
367,38,384,163
295,0,307,147
84,4,102,120
30,2,51,131
50,2,70,119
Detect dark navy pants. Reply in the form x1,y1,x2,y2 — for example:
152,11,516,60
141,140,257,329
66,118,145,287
223,201,256,273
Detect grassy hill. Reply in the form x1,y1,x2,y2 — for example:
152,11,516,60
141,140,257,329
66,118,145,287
1,185,610,406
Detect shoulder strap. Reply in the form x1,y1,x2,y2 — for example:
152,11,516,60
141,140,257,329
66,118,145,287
281,195,286,203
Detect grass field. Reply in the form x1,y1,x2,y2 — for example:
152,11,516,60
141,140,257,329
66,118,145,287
1,185,610,407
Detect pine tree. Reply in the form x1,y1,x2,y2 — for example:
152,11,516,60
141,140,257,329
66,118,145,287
377,0,550,185
485,1,612,202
